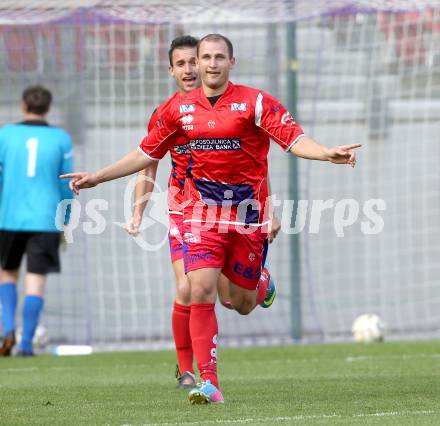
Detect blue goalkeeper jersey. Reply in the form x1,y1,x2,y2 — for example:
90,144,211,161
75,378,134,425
0,121,74,232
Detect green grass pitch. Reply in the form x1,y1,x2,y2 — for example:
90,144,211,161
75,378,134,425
1,341,440,425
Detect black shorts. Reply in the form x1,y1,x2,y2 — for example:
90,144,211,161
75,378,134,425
0,231,61,274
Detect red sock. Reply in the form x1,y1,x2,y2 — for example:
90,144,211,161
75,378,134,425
172,302,194,374
190,303,219,388
256,268,271,305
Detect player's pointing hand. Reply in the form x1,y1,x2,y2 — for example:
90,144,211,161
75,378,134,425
60,172,99,195
327,143,361,167
125,212,142,237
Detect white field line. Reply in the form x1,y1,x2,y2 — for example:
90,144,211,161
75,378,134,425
3,354,439,373
2,363,165,374
345,354,440,362
123,410,437,426
2,367,39,372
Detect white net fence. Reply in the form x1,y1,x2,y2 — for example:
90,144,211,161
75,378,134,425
1,0,440,347
2,1,440,24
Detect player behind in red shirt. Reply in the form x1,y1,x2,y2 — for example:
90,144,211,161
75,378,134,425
125,35,199,389
61,34,360,405
125,35,281,389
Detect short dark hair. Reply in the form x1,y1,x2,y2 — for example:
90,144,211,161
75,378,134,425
168,35,199,66
22,85,52,115
197,34,234,58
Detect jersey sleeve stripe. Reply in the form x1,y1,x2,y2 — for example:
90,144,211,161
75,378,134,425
285,134,305,152
255,92,263,127
137,146,160,161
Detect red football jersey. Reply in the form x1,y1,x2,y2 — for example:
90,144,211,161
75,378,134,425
139,82,304,225
145,93,190,214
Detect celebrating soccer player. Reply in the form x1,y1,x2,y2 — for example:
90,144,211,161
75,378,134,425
125,35,280,389
61,34,360,404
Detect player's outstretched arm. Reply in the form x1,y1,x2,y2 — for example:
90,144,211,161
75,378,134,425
126,163,158,236
289,137,361,167
60,148,155,194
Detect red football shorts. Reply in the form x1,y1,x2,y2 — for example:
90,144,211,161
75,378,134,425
168,213,184,263
182,221,268,290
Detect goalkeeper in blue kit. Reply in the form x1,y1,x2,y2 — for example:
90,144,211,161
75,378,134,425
0,85,74,356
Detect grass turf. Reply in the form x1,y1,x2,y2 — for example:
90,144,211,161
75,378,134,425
1,341,440,425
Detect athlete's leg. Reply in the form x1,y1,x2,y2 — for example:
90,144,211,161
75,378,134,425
228,284,257,314
24,272,46,296
20,273,46,354
183,221,228,402
187,267,221,388
0,230,26,356
217,231,264,310
223,228,274,315
171,258,195,383
19,232,60,355
188,267,219,304
1,270,19,283
173,258,191,305
169,212,196,385
186,268,233,404
228,268,272,314
217,273,233,309
0,270,19,356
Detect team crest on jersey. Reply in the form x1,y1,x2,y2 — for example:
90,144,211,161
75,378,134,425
281,111,295,125
180,114,194,130
231,102,247,111
180,104,195,113
174,143,190,155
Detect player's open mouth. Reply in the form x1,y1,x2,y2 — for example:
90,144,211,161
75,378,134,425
183,77,196,83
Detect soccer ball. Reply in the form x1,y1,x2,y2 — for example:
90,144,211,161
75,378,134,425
351,314,385,343
16,325,50,349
